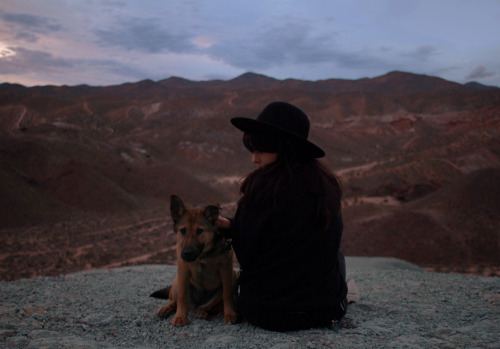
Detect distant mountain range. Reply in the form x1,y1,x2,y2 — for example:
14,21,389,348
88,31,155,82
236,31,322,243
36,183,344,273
1,71,499,274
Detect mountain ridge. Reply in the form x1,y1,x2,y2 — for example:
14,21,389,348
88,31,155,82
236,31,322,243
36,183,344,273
1,70,495,93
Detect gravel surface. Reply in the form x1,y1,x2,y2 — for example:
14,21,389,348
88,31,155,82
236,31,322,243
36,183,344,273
1,257,498,348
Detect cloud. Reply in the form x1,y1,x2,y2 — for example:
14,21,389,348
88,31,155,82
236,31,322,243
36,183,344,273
206,19,389,76
402,45,439,61
0,10,62,43
0,46,147,84
0,11,62,31
94,16,195,53
465,65,497,80
0,47,72,74
191,35,216,49
92,13,347,71
101,0,127,7
82,9,407,78
0,47,15,58
206,18,343,71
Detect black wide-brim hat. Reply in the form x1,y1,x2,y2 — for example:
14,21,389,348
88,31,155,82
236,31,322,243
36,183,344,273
231,101,325,158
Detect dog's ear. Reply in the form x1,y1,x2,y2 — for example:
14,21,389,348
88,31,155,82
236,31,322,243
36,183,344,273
170,195,186,223
203,204,220,225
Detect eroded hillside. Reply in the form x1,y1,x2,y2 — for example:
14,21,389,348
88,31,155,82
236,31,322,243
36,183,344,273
1,71,499,279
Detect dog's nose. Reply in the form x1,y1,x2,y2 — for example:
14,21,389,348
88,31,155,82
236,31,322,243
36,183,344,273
181,248,199,262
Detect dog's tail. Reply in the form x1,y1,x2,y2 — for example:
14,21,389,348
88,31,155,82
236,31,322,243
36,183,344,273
149,285,171,299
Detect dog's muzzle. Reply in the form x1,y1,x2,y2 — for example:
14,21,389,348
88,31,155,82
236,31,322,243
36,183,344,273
181,247,200,262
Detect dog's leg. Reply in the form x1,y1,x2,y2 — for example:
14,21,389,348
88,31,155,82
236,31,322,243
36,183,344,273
156,279,177,318
220,263,237,324
195,290,223,319
172,263,190,326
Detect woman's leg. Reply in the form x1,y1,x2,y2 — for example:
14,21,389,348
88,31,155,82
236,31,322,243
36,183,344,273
338,250,346,282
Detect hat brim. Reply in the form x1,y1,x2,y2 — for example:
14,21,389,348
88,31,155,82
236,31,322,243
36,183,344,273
231,117,325,158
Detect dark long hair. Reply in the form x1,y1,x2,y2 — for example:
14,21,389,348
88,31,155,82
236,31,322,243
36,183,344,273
240,132,342,231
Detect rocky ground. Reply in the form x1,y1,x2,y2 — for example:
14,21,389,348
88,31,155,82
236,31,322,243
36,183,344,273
1,257,498,348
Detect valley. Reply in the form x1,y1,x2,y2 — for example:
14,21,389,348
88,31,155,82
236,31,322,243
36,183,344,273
1,71,499,280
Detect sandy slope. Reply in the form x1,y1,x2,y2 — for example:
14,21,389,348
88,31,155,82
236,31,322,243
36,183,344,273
1,257,498,348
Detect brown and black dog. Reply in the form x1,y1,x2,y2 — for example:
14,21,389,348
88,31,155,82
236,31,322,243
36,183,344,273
151,195,237,326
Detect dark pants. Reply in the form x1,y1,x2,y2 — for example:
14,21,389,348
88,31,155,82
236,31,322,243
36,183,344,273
241,250,348,332
338,250,347,285
243,301,347,332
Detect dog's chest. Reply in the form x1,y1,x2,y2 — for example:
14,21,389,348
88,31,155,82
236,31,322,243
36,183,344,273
195,259,217,276
193,259,222,288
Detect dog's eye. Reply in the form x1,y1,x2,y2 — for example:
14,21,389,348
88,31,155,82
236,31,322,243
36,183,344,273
180,228,187,236
196,228,203,235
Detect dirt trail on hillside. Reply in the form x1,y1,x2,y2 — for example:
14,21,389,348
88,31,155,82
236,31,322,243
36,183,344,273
0,211,176,281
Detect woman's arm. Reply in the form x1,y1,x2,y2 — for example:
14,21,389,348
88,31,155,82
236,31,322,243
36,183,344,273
216,216,232,229
216,215,233,239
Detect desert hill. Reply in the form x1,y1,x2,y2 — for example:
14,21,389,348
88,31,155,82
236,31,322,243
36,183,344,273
0,71,499,279
342,168,500,273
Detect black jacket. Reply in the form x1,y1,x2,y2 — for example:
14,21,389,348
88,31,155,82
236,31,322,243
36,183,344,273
224,177,347,330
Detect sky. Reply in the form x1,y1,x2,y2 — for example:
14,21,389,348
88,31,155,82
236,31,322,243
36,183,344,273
0,0,499,87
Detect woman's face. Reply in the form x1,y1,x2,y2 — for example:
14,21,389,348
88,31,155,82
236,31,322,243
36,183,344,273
252,151,277,168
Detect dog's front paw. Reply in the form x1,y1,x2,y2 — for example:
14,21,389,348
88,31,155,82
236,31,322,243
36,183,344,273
195,310,209,320
156,305,174,319
172,314,188,327
224,311,238,324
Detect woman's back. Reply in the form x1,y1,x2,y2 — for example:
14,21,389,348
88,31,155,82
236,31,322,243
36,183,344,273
233,166,347,323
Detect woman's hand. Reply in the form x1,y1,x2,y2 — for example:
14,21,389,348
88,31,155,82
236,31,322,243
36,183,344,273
216,216,231,229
